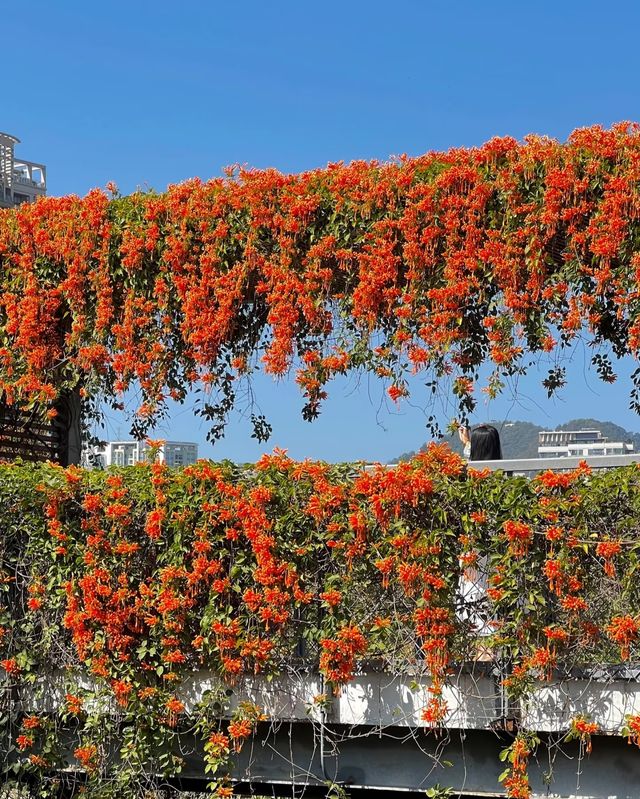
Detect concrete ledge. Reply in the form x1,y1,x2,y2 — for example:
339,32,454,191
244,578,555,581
18,668,640,734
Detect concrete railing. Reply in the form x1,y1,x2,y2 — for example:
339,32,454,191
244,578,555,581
469,452,640,477
17,667,640,798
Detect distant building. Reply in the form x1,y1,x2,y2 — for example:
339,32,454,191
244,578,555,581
0,131,47,208
91,440,198,469
538,429,634,458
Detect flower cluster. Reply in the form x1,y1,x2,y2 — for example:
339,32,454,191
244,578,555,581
501,735,534,799
2,125,640,436
1,452,640,796
569,715,599,755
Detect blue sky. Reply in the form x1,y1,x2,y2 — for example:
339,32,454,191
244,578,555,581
5,0,640,461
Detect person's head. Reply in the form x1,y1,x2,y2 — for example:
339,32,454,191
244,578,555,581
470,424,502,461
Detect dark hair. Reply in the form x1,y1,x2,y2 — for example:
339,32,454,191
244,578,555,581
470,424,502,461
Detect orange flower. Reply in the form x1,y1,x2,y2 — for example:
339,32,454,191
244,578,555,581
16,735,33,750
165,697,185,715
319,589,342,608
596,540,622,577
228,719,253,751
208,731,230,751
421,697,448,726
502,520,533,556
625,714,640,747
606,615,639,660
65,694,83,715
1,658,21,676
319,626,367,685
387,385,407,403
74,744,98,771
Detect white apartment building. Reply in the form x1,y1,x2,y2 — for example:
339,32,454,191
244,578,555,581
92,440,198,469
538,429,634,458
0,132,46,208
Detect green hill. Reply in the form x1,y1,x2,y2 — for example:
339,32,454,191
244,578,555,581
393,418,639,462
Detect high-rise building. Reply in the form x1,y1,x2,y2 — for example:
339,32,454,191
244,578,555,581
538,429,633,458
0,132,47,208
89,440,199,469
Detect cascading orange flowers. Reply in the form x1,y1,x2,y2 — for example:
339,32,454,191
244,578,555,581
2,125,640,439
1,446,640,793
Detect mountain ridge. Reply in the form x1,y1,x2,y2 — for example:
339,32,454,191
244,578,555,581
393,418,640,462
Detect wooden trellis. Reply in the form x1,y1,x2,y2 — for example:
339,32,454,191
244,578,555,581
0,392,81,466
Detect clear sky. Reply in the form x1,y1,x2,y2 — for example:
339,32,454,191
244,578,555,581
5,0,640,462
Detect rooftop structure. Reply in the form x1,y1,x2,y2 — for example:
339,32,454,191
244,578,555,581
537,428,633,458
0,131,46,208
90,439,198,468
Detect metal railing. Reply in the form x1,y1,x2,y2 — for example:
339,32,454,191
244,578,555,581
13,175,45,189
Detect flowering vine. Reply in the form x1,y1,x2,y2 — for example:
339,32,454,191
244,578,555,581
2,124,640,437
1,452,640,795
